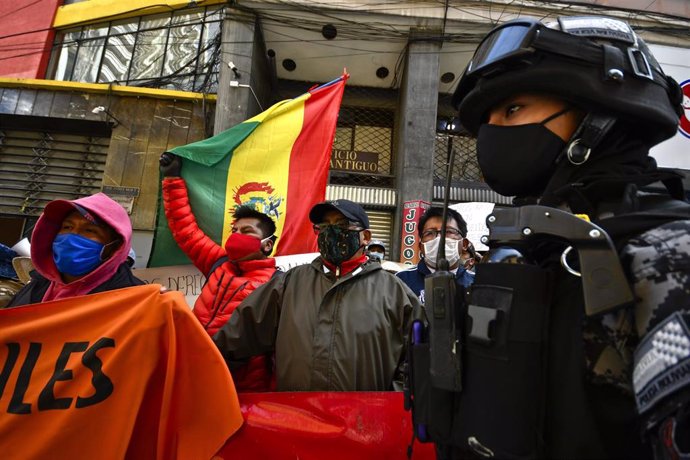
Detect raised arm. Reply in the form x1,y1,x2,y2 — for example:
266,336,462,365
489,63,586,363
160,153,225,275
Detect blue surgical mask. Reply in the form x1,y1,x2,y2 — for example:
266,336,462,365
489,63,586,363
52,233,105,277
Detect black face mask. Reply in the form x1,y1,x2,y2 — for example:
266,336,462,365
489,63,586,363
317,226,363,266
476,109,569,197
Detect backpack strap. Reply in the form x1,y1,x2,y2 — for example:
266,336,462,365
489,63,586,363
202,256,229,288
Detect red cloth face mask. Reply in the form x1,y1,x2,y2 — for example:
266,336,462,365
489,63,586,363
224,233,262,261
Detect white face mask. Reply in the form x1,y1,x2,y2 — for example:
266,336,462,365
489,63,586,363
423,236,460,269
368,252,384,261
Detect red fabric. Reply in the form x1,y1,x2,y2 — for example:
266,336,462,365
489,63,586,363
321,254,368,276
195,258,276,334
162,177,277,391
196,258,276,392
275,77,346,255
216,392,435,459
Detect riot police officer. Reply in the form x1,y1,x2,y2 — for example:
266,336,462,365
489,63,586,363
438,15,688,459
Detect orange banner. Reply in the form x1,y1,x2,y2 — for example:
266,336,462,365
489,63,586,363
0,285,242,460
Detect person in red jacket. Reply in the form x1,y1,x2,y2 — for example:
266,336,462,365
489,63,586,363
160,152,278,392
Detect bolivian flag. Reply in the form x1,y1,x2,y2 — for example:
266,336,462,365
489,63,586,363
149,73,348,267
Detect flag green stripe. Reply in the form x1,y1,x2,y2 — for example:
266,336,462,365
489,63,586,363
170,121,260,166
148,121,260,267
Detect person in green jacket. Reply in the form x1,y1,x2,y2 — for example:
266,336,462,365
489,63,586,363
214,199,424,391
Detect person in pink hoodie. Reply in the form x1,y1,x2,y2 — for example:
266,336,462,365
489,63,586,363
7,193,144,307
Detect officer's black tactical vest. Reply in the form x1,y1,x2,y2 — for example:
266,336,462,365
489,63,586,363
405,195,690,460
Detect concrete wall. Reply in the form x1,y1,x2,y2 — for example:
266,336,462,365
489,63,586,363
392,29,441,259
214,8,273,134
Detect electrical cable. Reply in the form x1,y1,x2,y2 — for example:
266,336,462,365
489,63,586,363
0,0,687,89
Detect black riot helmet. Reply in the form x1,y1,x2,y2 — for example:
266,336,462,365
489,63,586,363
453,16,683,147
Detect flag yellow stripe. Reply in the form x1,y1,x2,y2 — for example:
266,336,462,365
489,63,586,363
222,94,310,244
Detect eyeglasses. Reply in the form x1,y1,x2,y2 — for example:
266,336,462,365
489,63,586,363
312,220,363,235
421,228,463,242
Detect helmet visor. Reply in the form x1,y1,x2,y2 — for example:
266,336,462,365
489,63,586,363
468,19,540,76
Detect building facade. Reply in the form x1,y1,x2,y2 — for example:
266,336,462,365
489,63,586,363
1,0,689,263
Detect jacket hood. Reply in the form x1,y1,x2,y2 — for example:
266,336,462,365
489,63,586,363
31,193,133,301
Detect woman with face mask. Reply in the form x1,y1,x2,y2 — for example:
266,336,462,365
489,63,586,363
7,193,144,307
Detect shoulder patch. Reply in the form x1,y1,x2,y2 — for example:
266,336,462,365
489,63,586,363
633,312,690,415
558,16,635,44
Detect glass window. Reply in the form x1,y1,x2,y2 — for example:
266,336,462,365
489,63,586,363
354,125,391,174
329,104,395,188
98,20,138,83
160,75,195,92
72,25,108,83
130,27,167,81
193,16,221,93
49,7,220,91
171,9,204,26
433,131,481,182
165,23,201,76
53,28,81,81
140,13,170,30
205,6,223,21
198,19,220,71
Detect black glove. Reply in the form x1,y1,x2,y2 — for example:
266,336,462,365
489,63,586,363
159,152,181,177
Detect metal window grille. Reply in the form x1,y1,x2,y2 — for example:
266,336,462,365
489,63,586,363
433,132,482,184
51,6,222,93
432,129,514,204
0,129,109,217
329,103,396,189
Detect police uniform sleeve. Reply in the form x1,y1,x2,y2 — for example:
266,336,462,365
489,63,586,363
212,271,287,370
622,220,690,456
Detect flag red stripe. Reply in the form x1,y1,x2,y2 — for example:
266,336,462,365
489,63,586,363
277,79,346,255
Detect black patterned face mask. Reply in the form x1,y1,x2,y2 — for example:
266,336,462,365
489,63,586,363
317,226,363,266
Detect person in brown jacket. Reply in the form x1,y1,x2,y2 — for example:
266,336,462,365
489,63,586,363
214,199,424,391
